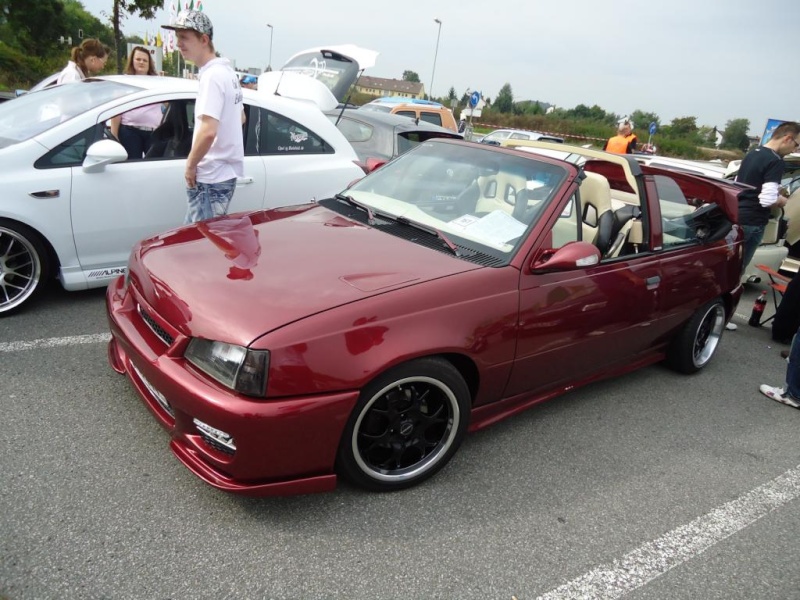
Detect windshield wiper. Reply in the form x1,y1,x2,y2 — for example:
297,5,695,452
394,215,462,257
334,194,462,257
335,193,375,224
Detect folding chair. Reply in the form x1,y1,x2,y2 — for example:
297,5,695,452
755,264,791,326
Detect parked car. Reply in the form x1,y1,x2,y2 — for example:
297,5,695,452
634,152,800,283
326,107,462,171
0,69,367,315
106,138,744,497
479,128,564,145
358,97,459,132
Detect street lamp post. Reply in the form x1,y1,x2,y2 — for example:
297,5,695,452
429,18,442,101
266,23,274,71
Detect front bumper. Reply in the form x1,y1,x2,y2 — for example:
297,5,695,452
105,275,359,497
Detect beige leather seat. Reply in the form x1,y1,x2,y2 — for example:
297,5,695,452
580,171,614,251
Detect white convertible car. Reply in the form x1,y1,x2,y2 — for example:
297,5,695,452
0,46,376,315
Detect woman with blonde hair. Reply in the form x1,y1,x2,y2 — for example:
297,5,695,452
56,38,109,84
109,46,164,159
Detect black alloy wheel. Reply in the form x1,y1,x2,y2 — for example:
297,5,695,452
336,357,470,491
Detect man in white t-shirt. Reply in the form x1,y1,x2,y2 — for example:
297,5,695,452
163,11,244,223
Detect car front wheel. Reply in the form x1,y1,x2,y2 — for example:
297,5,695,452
336,357,471,492
667,298,725,374
0,220,49,316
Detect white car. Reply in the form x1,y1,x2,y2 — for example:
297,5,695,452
479,128,564,145
0,68,366,315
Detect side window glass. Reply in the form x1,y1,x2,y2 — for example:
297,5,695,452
142,100,193,161
263,110,333,155
111,101,168,161
550,192,581,249
419,112,443,127
34,126,96,168
656,174,697,247
395,110,415,119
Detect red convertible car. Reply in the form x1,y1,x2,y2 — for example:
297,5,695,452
107,140,744,496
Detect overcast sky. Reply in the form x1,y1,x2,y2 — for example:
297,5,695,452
78,0,798,135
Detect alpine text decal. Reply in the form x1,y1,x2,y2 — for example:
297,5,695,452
86,267,127,280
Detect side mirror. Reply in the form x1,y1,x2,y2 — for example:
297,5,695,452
365,157,387,172
83,139,128,173
531,241,601,273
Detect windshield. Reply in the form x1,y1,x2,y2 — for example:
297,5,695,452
0,80,138,147
345,141,568,257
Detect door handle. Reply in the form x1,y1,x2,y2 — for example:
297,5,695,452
236,177,254,185
645,275,660,290
29,190,60,198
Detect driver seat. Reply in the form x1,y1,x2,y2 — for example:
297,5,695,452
145,102,191,159
580,172,614,252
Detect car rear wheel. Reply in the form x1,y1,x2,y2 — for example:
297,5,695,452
0,220,50,316
336,357,470,491
667,299,725,374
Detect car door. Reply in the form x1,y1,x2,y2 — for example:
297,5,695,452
69,97,266,275
505,190,662,397
255,107,356,208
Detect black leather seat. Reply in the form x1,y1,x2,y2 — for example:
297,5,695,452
145,102,191,159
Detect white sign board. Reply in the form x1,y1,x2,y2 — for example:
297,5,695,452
462,107,482,118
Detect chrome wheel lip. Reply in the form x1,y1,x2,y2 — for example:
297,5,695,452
693,304,725,367
351,375,460,483
0,226,42,313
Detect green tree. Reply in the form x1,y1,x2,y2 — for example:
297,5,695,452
447,86,456,101
721,118,750,151
668,116,698,137
630,110,659,130
565,103,615,124
402,70,420,83
0,0,64,56
697,126,719,147
494,83,514,114
98,1,163,73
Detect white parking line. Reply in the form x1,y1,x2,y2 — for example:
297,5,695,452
0,333,111,353
535,464,800,599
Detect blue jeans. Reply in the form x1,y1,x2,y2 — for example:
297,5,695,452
119,125,152,159
740,224,765,275
184,179,237,224
786,331,800,400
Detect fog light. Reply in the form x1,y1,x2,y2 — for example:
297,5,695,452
193,418,236,454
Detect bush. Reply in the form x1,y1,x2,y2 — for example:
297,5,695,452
0,41,62,90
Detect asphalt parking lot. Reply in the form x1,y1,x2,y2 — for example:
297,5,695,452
2,281,799,600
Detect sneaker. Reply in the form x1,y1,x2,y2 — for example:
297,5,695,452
759,384,800,409
725,322,738,331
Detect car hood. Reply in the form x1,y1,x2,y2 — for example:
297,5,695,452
132,205,480,345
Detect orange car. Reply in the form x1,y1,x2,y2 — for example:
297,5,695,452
359,97,459,132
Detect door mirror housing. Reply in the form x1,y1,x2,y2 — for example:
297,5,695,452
531,241,601,273
83,140,128,173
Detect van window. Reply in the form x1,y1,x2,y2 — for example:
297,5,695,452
419,112,444,128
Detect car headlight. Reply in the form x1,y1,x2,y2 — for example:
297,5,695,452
185,339,269,396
